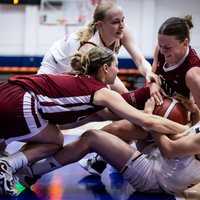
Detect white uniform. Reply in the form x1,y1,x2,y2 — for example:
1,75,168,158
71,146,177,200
38,31,121,74
121,133,200,194
38,33,81,74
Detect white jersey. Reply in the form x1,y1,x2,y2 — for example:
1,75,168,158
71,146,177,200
38,33,81,74
38,31,121,74
122,142,200,194
38,32,102,74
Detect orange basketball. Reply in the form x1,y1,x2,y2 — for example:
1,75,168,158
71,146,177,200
153,97,188,125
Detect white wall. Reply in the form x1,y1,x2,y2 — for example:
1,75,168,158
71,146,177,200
0,0,199,58
117,0,200,58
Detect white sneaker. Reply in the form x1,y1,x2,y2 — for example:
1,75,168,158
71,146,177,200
79,155,107,176
16,165,40,188
0,159,18,197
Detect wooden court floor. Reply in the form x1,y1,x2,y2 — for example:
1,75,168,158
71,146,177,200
4,122,200,200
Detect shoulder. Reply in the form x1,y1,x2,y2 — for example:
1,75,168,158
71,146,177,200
185,47,200,76
188,47,200,64
186,66,200,79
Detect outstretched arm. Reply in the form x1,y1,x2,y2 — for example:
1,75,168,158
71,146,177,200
122,28,163,105
122,27,159,85
93,88,188,135
152,128,200,158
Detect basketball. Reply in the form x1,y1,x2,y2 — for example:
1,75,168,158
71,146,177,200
153,97,188,125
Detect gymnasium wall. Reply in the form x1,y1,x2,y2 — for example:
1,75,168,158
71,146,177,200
0,0,199,69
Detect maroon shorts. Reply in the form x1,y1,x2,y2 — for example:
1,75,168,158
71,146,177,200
0,82,47,145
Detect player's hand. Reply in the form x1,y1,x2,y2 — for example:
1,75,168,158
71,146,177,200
174,94,199,113
149,82,166,105
144,97,156,114
145,71,161,86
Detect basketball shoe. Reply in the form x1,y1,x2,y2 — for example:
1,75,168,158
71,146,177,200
16,165,40,188
78,155,107,176
0,159,18,197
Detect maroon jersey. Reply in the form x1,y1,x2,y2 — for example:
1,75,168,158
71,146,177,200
156,46,200,97
0,74,107,142
122,46,200,109
8,74,106,125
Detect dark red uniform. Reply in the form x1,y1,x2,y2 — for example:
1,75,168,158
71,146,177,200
122,46,200,109
0,74,106,144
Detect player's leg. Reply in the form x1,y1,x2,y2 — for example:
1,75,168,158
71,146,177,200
101,119,148,142
19,123,64,163
18,129,138,189
0,124,63,196
55,129,136,171
78,87,150,175
79,119,148,175
2,123,63,168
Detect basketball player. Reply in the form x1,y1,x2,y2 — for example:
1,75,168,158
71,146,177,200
37,2,161,96
0,46,186,197
122,15,200,110
14,98,200,195
78,15,200,175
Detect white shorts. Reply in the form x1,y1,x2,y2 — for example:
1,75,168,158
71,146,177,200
121,146,164,193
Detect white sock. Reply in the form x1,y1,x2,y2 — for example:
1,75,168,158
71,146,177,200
31,156,62,176
1,151,28,172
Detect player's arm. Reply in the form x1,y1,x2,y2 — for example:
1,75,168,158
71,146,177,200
174,93,200,126
152,126,200,158
148,45,166,104
145,95,200,158
59,108,120,130
186,67,200,110
93,88,187,134
123,30,163,104
122,27,159,85
151,45,159,73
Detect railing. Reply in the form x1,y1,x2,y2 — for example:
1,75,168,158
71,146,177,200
0,67,144,90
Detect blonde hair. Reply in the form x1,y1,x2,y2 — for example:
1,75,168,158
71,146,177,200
76,2,115,42
71,46,114,75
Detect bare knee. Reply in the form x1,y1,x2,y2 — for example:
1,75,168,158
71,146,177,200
81,129,97,140
101,120,148,142
57,131,64,146
101,120,135,143
80,129,102,145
